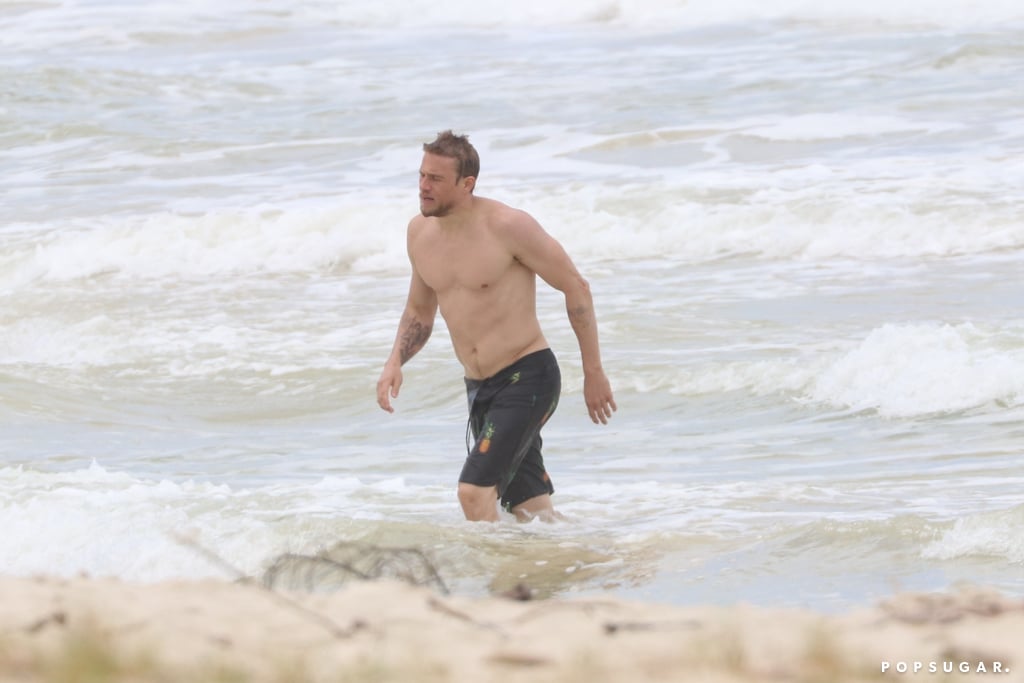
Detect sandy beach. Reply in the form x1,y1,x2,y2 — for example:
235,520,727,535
1,575,1020,682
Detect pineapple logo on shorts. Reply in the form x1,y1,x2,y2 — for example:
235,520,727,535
479,421,496,453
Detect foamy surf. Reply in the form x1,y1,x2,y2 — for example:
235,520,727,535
809,323,1024,418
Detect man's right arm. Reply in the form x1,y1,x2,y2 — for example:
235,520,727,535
389,271,437,365
377,232,438,412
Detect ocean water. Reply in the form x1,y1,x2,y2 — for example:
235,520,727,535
2,0,1023,611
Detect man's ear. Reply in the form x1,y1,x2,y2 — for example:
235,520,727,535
462,175,476,193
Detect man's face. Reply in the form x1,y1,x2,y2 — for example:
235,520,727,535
419,153,466,218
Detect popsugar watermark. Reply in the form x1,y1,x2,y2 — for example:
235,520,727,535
882,661,1010,675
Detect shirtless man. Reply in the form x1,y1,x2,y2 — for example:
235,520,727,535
376,130,616,522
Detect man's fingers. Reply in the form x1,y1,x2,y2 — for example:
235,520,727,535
377,369,402,413
377,381,395,413
588,396,616,425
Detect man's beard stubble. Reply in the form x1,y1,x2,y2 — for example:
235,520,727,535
419,201,451,218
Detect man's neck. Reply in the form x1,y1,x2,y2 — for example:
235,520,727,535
436,196,477,230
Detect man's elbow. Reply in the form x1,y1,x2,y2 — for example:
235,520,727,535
564,274,592,302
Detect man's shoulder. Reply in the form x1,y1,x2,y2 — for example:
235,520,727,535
478,197,534,230
406,213,434,237
405,215,434,257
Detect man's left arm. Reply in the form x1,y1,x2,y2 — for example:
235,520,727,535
504,211,617,424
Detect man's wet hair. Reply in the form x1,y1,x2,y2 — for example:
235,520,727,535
423,130,480,182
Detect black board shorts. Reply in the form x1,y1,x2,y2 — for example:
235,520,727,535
460,348,560,511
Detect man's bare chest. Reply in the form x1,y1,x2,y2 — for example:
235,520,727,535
413,234,516,294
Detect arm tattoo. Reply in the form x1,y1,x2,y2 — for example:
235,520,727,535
568,304,593,330
399,315,432,364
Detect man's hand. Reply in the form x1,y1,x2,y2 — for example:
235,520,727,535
376,363,403,413
583,369,616,425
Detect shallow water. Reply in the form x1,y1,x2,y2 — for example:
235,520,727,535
2,0,1023,611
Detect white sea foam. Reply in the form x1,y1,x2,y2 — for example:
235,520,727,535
6,177,1021,288
0,463,443,581
0,202,409,288
610,321,1024,419
808,323,1024,418
923,505,1024,564
0,463,247,580
5,0,1022,58
525,180,1024,264
1,317,124,367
